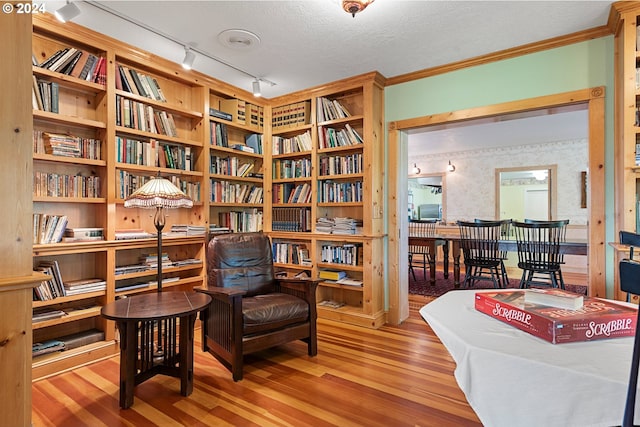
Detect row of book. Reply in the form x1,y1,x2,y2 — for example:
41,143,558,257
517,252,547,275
317,180,363,203
272,130,313,154
318,153,363,176
273,183,312,204
320,243,363,266
217,209,263,232
316,97,351,122
32,78,58,113
209,180,264,204
115,136,194,171
115,95,178,137
33,213,67,244
210,155,256,177
34,260,107,301
34,131,102,160
116,63,167,102
33,172,101,199
35,47,106,84
272,207,312,232
318,124,363,149
210,122,229,147
272,242,311,266
272,101,311,130
273,158,312,179
211,99,264,129
117,170,201,201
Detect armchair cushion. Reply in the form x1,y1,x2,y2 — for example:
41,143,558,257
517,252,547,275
243,293,309,335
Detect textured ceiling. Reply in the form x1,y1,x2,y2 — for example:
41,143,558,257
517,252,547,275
46,0,614,98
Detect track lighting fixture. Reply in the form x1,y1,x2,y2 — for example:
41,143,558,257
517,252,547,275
447,161,456,172
252,79,262,97
181,47,196,70
55,1,81,23
412,163,421,175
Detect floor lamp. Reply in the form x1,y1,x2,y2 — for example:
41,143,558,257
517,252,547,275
124,175,193,291
124,175,193,356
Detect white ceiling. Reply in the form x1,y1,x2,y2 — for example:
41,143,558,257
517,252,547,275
407,106,589,156
46,0,614,99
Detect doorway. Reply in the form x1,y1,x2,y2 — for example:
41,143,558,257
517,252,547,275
387,87,606,325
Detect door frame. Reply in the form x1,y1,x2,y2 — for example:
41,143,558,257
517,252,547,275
387,87,606,324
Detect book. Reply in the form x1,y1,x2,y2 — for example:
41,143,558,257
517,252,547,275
318,270,347,281
475,291,638,344
524,288,584,310
209,108,233,121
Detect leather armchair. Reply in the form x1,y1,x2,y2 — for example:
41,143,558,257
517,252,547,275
197,232,319,381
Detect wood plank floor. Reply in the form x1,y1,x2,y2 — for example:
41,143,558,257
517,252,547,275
31,308,481,427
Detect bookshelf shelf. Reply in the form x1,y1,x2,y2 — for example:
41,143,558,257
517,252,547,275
32,290,106,309
318,281,364,291
32,306,102,330
33,66,105,93
116,162,203,177
115,89,203,119
317,262,363,272
115,125,202,147
32,196,106,204
33,110,106,129
33,153,106,167
317,114,364,127
209,173,262,183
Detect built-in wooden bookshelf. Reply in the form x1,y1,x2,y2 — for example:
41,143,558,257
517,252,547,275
612,3,640,302
267,73,386,328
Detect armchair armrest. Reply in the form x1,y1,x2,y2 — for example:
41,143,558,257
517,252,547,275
275,278,320,306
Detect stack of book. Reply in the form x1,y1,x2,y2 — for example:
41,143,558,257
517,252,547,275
316,217,335,234
319,270,347,281
63,227,104,242
32,339,65,357
139,252,173,269
63,278,106,296
114,229,154,240
32,308,66,323
170,224,206,236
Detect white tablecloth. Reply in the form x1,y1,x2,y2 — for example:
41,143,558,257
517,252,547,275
419,290,638,427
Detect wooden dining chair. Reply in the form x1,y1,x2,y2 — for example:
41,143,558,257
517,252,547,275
457,220,503,288
408,219,439,281
620,230,640,303
619,257,640,427
475,218,512,286
513,219,569,289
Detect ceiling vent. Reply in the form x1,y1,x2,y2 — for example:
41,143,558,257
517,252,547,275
217,29,261,51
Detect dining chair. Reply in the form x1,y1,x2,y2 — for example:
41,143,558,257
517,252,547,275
619,257,640,427
620,230,640,302
408,219,447,281
457,220,503,288
512,219,569,289
475,218,512,286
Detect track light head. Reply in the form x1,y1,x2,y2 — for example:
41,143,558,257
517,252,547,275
252,79,262,98
181,48,196,70
412,163,421,175
447,160,456,172
55,1,81,23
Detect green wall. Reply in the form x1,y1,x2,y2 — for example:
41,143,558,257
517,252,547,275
385,36,616,295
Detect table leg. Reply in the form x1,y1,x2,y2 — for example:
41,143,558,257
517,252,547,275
442,240,450,279
118,321,137,409
179,314,197,396
428,240,437,285
451,240,461,287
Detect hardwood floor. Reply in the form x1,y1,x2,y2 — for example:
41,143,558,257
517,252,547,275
31,309,481,427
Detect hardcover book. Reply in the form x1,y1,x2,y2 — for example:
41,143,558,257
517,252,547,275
475,291,638,344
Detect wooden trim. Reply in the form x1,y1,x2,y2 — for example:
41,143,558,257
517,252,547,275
387,87,607,325
386,27,612,87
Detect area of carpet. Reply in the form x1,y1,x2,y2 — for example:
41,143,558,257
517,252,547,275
408,268,587,298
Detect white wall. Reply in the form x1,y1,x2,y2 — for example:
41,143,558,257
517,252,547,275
411,139,588,225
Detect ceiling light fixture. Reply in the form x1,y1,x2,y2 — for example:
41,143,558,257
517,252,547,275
342,0,375,17
54,1,81,23
181,47,196,70
252,80,262,98
447,161,456,172
412,163,421,175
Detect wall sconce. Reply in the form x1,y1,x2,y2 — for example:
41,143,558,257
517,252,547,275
181,47,196,70
411,163,421,175
55,1,81,23
447,161,456,172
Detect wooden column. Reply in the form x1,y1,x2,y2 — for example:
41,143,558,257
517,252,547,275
0,5,45,426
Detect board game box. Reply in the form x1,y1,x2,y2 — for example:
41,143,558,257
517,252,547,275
474,291,638,344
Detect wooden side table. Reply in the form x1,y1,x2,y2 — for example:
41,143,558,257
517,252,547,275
101,291,211,409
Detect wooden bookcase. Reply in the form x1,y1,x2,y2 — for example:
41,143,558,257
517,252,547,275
612,3,640,301
28,14,387,379
266,73,386,328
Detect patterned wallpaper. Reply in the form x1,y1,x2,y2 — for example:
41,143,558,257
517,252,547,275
410,139,588,225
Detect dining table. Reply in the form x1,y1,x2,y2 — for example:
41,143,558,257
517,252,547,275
409,234,588,286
